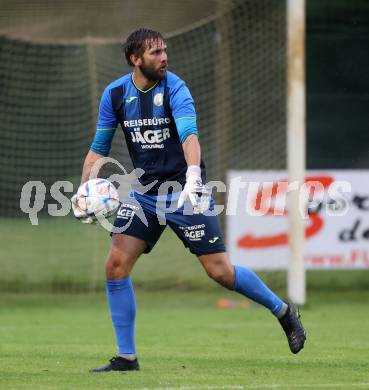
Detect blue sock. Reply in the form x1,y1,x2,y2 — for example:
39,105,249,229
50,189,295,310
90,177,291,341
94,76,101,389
233,265,284,316
106,278,136,355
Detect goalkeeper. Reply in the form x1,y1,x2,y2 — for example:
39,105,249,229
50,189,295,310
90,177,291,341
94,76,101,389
72,28,306,372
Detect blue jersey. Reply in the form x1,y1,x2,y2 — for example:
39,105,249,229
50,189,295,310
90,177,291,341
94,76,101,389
91,71,206,194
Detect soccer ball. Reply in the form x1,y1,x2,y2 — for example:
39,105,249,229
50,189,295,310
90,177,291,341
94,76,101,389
76,178,120,220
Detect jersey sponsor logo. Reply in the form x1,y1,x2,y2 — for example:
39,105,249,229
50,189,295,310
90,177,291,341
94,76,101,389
153,93,164,106
131,128,170,149
123,117,171,128
179,224,206,241
125,96,138,104
116,203,139,219
120,203,139,210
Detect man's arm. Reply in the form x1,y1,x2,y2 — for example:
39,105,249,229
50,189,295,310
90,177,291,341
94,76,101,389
80,150,105,184
182,134,201,167
168,77,209,210
71,150,105,222
178,134,210,211
72,84,117,222
79,84,117,184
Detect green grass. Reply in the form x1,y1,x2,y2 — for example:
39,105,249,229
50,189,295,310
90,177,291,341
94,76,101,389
1,290,369,389
2,216,369,388
2,216,369,294
0,216,213,292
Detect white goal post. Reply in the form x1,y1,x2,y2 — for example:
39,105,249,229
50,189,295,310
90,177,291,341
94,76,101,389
287,0,306,304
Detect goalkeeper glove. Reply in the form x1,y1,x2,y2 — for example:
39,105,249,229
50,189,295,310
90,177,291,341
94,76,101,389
178,165,210,214
71,193,96,224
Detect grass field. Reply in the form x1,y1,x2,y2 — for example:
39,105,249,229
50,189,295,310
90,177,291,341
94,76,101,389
2,216,369,293
1,217,369,389
1,290,369,390
0,217,215,292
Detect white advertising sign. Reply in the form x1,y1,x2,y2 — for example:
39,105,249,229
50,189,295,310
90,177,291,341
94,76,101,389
227,170,369,269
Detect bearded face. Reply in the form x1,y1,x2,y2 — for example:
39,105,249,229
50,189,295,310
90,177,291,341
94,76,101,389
138,39,168,82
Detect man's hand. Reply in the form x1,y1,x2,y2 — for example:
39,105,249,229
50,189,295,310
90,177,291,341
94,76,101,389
71,193,95,224
71,150,105,224
178,165,210,214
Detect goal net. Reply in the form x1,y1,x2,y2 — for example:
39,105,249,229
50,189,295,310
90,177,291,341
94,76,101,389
0,0,287,291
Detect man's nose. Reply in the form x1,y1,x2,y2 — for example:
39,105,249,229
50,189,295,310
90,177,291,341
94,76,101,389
161,51,167,62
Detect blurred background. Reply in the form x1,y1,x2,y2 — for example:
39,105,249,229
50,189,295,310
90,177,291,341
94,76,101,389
0,0,368,293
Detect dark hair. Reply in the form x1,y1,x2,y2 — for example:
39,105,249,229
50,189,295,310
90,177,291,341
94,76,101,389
123,28,165,66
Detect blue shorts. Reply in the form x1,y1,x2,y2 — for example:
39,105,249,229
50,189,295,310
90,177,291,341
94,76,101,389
112,191,226,256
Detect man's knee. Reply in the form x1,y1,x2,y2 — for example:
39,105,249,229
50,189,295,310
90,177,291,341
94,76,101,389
200,254,235,289
105,247,136,278
205,266,224,282
105,234,145,279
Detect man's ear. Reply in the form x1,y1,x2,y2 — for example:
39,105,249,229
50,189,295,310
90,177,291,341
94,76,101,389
130,54,142,66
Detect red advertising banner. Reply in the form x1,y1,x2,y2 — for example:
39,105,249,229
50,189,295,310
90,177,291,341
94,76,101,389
226,170,369,269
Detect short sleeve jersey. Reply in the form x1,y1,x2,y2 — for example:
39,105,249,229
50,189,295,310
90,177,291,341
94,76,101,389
96,71,206,194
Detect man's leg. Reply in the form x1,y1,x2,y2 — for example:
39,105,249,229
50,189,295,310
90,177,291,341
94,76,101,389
198,252,306,354
90,234,146,372
198,252,286,315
